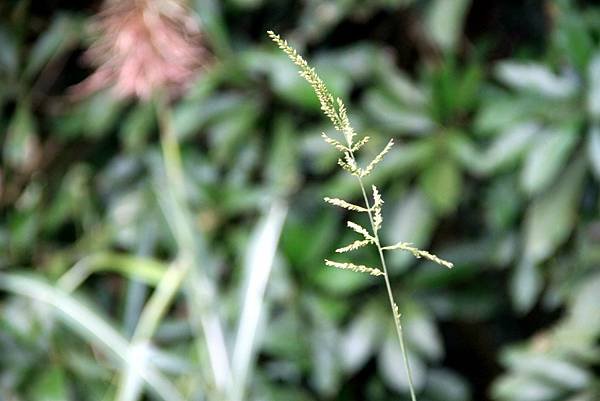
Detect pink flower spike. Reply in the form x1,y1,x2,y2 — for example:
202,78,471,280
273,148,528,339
73,0,210,101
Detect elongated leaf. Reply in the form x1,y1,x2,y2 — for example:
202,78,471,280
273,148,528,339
495,62,578,99
425,0,471,52
492,375,561,401
24,15,79,80
520,124,578,196
510,259,542,313
339,303,384,374
523,159,585,263
232,201,287,401
0,27,18,76
383,190,436,273
404,304,444,361
427,370,471,401
378,333,426,393
4,102,38,169
556,10,594,71
419,156,462,214
481,122,540,174
375,59,427,107
58,253,167,292
362,89,434,134
0,273,184,401
502,349,591,389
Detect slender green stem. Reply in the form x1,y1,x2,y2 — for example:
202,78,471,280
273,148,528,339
155,95,185,199
125,95,190,345
357,177,417,401
348,146,418,401
115,97,192,401
154,94,234,399
132,260,187,342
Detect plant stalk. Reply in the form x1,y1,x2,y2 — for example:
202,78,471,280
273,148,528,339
350,146,418,401
150,94,237,398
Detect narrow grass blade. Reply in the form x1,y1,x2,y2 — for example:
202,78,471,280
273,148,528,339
57,253,167,292
232,201,288,401
0,273,184,401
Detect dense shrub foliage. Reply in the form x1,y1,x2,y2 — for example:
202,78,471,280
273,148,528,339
1,1,599,401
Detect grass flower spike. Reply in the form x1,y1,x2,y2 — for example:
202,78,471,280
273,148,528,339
269,30,453,401
74,0,209,100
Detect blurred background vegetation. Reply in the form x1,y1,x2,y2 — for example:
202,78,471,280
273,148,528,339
1,0,600,400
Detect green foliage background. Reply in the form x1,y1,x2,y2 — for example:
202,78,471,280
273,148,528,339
1,0,599,400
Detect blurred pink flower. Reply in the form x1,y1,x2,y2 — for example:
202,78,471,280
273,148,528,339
74,0,209,100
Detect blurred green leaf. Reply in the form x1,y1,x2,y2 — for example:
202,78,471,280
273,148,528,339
120,102,156,151
339,302,384,374
554,9,594,72
262,309,309,363
447,131,483,172
511,259,542,313
315,44,381,83
3,102,38,169
568,273,600,334
233,201,287,401
191,0,231,57
404,304,443,361
419,155,462,214
314,258,377,295
493,375,562,401
282,212,337,271
309,322,342,397
383,190,436,273
485,176,522,231
0,27,18,76
480,122,540,174
375,59,427,107
426,369,471,401
57,252,167,292
363,88,434,134
267,115,300,195
246,50,350,110
172,93,245,140
502,349,591,390
495,62,578,99
0,273,184,401
425,0,471,53
43,164,92,233
378,332,426,393
523,158,585,263
475,94,538,134
520,123,578,196
454,61,483,113
56,91,124,138
28,365,68,401
209,99,260,164
24,14,79,80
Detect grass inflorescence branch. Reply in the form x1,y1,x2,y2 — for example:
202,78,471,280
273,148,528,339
269,30,453,401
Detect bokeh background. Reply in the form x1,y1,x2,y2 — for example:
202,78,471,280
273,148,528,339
1,0,599,400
